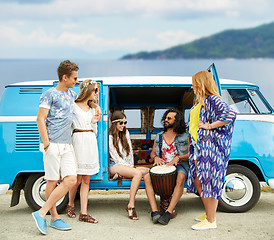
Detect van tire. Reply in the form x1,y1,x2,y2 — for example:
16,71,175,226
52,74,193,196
24,173,68,213
218,165,261,213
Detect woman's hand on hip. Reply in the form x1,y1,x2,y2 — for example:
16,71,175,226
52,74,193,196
198,120,211,130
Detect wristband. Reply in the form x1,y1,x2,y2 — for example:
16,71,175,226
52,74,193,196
153,155,157,161
44,144,50,150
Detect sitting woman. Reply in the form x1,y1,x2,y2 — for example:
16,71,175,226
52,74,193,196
109,111,149,220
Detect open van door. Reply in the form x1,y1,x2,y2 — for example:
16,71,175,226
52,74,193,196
207,63,222,97
89,80,104,181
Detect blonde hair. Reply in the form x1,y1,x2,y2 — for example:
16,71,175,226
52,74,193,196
192,71,221,106
75,79,97,106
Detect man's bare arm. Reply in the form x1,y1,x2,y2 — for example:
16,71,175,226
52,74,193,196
37,107,50,150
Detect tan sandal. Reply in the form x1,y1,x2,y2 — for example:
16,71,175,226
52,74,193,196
66,205,76,218
125,206,139,220
79,212,98,224
112,173,123,186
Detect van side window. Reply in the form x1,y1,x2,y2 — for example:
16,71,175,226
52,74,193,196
222,89,271,114
153,109,166,128
247,89,271,114
124,109,141,128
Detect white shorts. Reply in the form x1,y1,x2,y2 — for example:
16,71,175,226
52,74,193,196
40,143,77,181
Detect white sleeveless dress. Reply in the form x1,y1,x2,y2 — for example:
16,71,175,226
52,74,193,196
72,103,99,175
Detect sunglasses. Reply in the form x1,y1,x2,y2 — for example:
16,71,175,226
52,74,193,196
118,121,127,125
92,88,98,94
166,116,176,121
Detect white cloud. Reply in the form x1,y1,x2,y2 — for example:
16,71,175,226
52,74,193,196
0,25,23,44
0,24,199,54
0,0,273,58
0,25,141,52
0,0,272,20
61,23,79,30
157,30,198,48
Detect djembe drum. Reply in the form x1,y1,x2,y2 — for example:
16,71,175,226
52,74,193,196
149,165,177,214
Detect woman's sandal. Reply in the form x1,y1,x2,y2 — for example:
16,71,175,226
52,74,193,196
79,212,98,224
125,206,139,220
66,205,76,218
112,173,123,186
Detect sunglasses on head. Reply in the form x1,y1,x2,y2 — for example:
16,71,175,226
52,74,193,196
92,88,98,94
166,116,176,121
118,121,127,125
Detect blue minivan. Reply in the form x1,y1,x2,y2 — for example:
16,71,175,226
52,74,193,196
0,64,273,213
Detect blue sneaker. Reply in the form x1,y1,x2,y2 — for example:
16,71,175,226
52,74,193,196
50,219,72,231
32,210,47,235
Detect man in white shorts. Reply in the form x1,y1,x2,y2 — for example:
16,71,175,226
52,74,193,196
32,60,79,235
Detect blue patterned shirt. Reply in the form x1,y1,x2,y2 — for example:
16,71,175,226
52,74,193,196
39,87,77,144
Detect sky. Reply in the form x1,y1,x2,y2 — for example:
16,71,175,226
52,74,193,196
0,0,274,59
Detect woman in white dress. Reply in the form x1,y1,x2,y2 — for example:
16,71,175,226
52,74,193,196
66,79,102,223
109,111,149,220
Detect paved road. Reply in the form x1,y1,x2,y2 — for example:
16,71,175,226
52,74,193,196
0,190,273,240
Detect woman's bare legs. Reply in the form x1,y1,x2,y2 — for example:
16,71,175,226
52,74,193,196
79,175,91,214
136,167,158,212
110,165,143,219
194,176,218,223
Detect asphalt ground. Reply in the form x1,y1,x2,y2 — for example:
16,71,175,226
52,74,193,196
0,190,273,240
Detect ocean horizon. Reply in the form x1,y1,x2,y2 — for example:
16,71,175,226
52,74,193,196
0,58,273,107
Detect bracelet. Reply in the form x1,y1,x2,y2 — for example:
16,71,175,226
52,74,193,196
44,144,50,150
152,155,157,160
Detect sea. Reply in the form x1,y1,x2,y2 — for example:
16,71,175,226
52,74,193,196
0,58,273,107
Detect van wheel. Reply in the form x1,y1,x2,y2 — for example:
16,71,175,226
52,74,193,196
24,173,68,213
218,165,261,213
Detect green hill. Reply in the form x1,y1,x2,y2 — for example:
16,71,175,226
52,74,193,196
121,22,274,59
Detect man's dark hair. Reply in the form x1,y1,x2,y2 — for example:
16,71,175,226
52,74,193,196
57,60,79,81
161,108,186,134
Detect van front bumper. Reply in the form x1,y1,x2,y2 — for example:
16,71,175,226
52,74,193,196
268,179,274,188
0,184,9,194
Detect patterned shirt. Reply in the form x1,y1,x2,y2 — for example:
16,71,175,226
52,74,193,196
161,137,179,163
187,95,236,200
39,87,77,144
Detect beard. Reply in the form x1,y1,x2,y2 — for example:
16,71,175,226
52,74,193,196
163,121,174,131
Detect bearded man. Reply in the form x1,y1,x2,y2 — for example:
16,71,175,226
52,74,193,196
145,108,189,225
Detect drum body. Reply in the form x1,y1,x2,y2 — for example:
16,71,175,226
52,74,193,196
149,165,177,199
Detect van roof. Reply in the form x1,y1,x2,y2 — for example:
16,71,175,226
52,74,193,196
8,76,256,87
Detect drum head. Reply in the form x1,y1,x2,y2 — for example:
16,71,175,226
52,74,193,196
150,165,176,175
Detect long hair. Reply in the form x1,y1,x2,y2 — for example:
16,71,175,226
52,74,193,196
109,111,130,158
161,108,186,134
75,79,96,107
192,71,221,106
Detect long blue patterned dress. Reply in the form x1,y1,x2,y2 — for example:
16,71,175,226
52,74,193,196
187,95,236,200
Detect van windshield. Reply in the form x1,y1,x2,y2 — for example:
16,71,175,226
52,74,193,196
222,89,272,114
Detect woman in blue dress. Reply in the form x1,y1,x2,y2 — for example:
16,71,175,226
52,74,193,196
187,71,236,230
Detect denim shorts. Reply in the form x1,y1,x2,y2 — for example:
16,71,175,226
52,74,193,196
109,159,116,168
176,161,189,177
